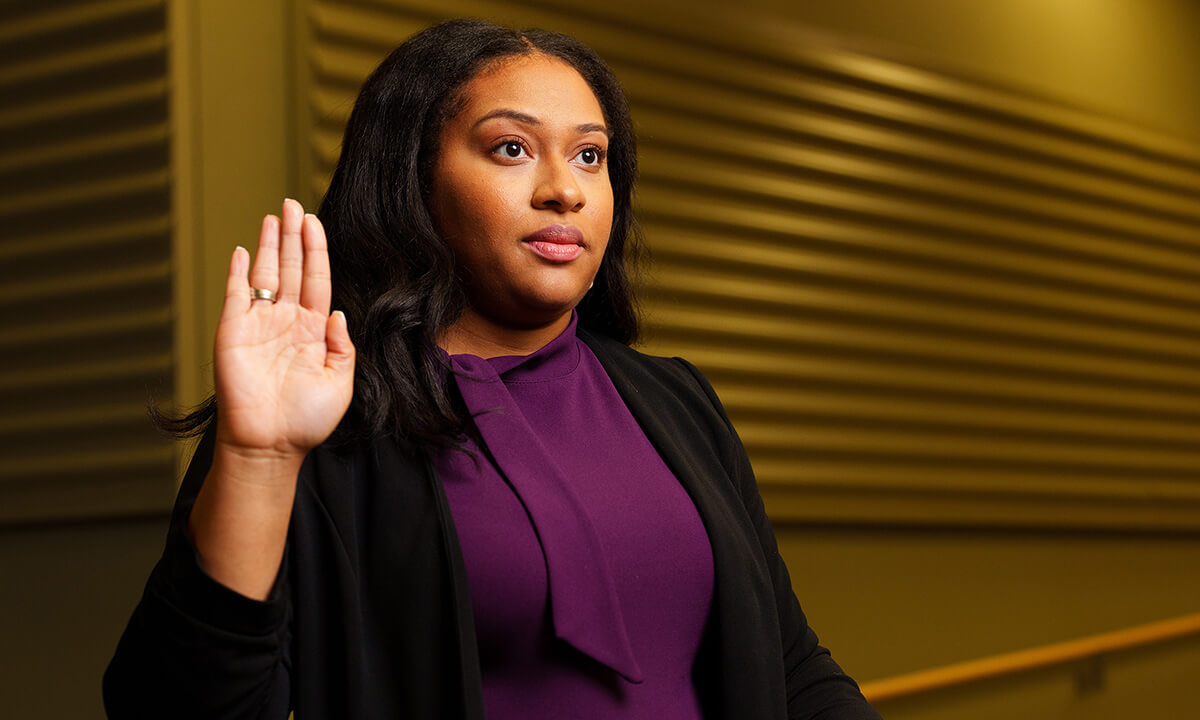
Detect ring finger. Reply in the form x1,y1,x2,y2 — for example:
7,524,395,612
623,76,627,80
248,213,280,303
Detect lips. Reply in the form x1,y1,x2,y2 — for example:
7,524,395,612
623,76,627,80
523,225,584,262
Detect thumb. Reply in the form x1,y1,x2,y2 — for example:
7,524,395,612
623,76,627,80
325,310,356,377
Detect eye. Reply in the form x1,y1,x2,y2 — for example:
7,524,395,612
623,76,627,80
573,145,606,167
492,139,529,160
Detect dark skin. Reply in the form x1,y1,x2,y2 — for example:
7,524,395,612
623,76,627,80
432,54,614,358
187,54,614,599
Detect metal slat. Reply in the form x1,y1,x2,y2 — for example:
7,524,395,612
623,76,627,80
0,32,167,89
0,168,169,218
750,463,1200,498
0,402,151,436
0,124,168,174
650,267,1200,368
0,261,169,306
733,422,1200,472
0,79,167,132
0,308,170,349
637,188,1200,305
639,150,1200,279
716,385,1200,446
0,0,163,45
0,446,175,482
656,330,1200,418
0,216,169,261
643,226,1200,336
634,111,1200,244
0,353,172,394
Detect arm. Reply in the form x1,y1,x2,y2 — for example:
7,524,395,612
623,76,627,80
677,359,881,720
103,426,294,719
104,200,355,718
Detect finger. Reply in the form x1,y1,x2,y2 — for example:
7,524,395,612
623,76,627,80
325,310,356,378
248,214,280,298
278,198,304,303
300,213,331,314
222,246,252,318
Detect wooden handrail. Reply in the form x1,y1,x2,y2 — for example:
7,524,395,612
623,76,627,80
860,610,1200,703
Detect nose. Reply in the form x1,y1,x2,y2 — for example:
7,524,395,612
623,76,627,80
531,157,586,213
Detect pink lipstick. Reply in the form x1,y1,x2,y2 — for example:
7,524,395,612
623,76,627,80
523,225,584,262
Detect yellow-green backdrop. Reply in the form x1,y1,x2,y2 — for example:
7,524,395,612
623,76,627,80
2,0,1199,717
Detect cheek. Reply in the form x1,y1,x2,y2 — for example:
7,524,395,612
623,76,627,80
448,174,522,233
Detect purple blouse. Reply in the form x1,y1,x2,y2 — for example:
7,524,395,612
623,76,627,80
433,314,714,719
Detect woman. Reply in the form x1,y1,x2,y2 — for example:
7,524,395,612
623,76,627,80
105,19,880,720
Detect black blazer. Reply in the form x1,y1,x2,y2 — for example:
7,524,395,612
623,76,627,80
104,330,879,720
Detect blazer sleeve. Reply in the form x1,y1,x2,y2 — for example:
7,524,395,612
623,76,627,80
676,359,882,720
103,425,292,719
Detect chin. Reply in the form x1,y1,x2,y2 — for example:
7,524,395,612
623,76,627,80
501,290,587,328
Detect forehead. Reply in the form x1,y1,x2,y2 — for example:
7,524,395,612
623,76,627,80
456,54,604,124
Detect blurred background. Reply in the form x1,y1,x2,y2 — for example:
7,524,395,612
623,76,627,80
2,0,1199,717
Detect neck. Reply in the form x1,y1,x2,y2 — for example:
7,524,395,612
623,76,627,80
439,308,572,358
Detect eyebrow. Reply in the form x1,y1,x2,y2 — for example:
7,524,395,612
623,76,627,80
473,108,609,136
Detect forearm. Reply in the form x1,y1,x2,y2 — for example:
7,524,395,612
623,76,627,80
188,443,304,600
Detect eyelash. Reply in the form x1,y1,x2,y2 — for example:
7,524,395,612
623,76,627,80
490,138,607,167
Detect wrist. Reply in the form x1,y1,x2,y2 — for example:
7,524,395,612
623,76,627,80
209,440,307,490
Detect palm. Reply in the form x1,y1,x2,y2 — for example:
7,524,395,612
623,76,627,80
213,201,355,458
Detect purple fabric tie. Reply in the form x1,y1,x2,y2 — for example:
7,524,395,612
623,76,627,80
449,351,645,684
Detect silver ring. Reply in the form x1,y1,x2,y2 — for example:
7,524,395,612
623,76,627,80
250,287,277,302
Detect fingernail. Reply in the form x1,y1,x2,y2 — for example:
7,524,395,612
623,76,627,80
284,197,294,202
304,213,316,219
235,245,246,251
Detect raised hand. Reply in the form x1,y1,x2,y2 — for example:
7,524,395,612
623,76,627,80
213,198,355,460
189,199,355,600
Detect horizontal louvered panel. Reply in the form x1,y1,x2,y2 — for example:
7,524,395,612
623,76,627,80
306,0,1200,529
0,217,170,263
607,42,1200,194
0,446,175,482
0,79,167,133
713,385,1200,446
0,0,172,524
0,402,153,436
0,169,169,218
748,461,1200,496
731,423,1200,472
669,342,1200,421
633,109,1200,245
659,311,1200,406
0,32,165,87
795,40,1200,167
0,353,171,394
642,223,1200,335
637,187,1200,308
649,267,1200,371
639,150,1200,278
0,124,168,174
0,260,170,306
0,308,170,350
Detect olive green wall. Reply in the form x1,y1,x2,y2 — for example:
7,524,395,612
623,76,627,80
715,1,1200,713
2,0,1198,717
740,0,1200,144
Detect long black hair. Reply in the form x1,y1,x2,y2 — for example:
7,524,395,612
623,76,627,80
158,19,642,448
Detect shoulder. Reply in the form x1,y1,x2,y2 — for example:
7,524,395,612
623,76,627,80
578,328,706,399
577,326,738,454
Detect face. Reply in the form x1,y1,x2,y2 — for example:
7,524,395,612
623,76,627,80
429,54,614,332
